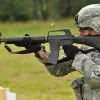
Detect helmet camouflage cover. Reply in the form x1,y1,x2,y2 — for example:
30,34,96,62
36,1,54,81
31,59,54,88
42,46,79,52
75,4,100,32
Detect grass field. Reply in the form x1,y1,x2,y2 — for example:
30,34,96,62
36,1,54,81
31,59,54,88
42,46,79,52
0,18,81,100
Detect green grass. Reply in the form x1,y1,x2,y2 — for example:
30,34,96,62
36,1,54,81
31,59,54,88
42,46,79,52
0,18,78,36
0,18,81,100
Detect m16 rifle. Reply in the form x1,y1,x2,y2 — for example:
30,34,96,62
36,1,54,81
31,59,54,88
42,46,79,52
0,29,100,64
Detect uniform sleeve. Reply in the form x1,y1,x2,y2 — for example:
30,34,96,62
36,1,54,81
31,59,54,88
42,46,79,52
72,52,96,76
72,52,100,88
45,60,74,77
79,44,94,51
35,51,75,77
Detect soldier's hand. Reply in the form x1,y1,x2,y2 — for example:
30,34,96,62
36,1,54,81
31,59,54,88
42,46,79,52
63,45,80,60
32,46,42,53
35,46,50,63
35,46,46,59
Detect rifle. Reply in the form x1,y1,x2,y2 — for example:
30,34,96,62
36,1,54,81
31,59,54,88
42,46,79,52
0,29,100,64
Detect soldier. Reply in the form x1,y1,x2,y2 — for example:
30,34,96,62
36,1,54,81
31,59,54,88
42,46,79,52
34,4,100,100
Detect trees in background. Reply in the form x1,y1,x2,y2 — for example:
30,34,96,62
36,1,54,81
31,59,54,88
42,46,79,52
0,0,100,21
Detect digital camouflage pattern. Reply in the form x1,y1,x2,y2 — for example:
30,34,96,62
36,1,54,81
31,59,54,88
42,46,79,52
36,45,100,100
76,4,100,32
35,4,100,100
45,60,74,77
72,45,100,100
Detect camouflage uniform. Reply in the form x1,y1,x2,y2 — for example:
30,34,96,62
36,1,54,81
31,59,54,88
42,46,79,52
36,45,100,100
35,4,100,100
72,45,100,100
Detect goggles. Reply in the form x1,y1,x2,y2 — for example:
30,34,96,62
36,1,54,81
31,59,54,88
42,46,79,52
75,14,93,32
79,27,93,32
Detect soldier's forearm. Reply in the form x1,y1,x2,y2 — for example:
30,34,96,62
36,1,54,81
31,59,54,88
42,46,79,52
35,50,74,77
45,60,74,77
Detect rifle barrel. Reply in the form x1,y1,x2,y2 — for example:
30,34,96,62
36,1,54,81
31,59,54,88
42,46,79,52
0,36,47,44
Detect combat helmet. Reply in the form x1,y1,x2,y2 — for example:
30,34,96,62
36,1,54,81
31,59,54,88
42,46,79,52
75,4,100,32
